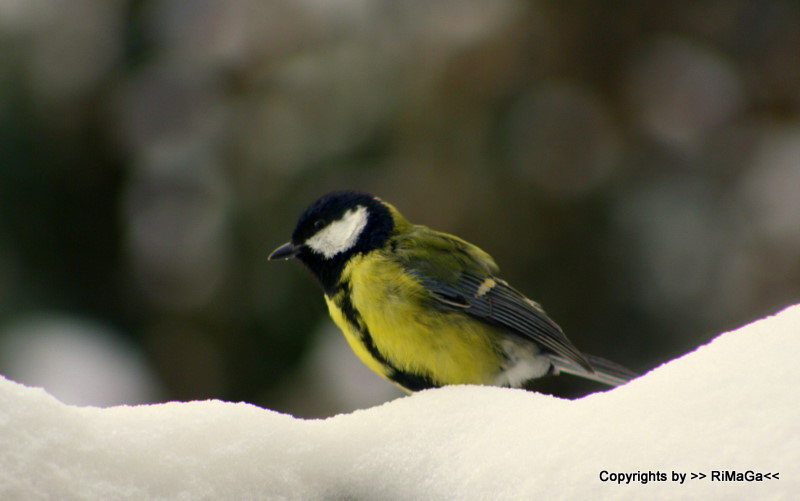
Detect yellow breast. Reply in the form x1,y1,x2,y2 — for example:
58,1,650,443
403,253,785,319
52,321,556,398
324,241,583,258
326,252,504,388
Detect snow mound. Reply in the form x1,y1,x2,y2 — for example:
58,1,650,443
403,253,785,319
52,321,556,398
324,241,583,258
2,305,799,500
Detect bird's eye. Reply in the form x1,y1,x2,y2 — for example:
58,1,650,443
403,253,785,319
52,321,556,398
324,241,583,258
313,219,325,230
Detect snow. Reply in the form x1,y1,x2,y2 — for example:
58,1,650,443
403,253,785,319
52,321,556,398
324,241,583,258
2,305,799,500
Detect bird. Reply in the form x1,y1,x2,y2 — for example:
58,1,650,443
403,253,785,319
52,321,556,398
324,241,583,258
269,190,637,393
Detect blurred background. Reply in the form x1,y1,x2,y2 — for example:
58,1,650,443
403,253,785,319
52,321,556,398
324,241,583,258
1,0,799,417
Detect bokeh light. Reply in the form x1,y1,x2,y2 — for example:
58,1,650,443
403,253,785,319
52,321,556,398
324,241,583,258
2,0,799,417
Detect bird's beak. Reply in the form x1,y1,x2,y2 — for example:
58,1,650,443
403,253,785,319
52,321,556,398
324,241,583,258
268,241,300,260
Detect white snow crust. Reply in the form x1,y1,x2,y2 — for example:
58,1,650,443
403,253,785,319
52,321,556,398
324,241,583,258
2,305,799,500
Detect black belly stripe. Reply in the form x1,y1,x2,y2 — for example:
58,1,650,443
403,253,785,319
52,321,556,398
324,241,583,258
388,370,438,392
335,281,439,392
335,282,389,365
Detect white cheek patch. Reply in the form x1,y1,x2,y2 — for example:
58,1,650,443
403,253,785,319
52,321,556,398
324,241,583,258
306,205,369,258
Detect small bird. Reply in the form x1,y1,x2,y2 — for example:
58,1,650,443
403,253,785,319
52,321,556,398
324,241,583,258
270,190,636,393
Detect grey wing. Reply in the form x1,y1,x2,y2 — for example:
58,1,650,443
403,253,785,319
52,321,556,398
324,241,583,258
419,271,594,373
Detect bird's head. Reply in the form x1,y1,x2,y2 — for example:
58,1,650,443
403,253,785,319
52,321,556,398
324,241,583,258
269,190,398,291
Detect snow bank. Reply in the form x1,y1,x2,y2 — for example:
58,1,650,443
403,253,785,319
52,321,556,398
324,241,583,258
2,305,799,500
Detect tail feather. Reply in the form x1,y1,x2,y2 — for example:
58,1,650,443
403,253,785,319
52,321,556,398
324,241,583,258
550,353,638,387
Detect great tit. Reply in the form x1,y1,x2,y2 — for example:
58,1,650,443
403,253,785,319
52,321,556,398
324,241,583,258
269,190,637,393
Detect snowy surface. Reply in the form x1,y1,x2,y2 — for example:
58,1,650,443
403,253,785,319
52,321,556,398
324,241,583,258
1,305,799,500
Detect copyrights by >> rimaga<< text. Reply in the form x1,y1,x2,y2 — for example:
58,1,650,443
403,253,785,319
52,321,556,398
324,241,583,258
599,470,780,485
